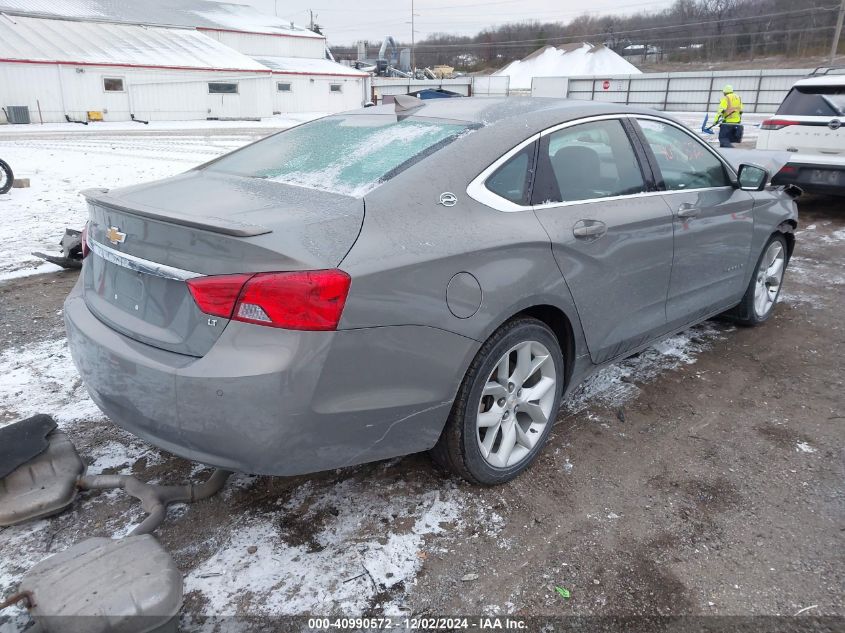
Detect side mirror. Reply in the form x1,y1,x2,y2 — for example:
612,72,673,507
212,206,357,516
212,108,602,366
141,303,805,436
737,163,769,191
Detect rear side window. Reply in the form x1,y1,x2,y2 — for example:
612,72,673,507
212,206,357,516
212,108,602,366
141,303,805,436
637,119,731,191
485,143,536,205
533,119,645,204
777,86,845,117
206,115,473,197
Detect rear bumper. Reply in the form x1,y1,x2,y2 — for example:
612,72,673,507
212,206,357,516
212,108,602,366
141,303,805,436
64,279,478,475
771,161,845,195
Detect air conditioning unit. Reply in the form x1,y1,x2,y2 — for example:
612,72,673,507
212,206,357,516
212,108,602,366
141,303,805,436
6,106,31,124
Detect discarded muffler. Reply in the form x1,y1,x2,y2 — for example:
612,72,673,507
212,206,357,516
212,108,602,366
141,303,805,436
1,415,232,632
0,424,85,526
13,535,182,633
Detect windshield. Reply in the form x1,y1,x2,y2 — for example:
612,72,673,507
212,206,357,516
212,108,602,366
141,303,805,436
777,86,845,117
206,115,473,197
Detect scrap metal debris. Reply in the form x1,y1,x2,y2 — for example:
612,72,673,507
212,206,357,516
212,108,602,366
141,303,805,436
32,228,85,269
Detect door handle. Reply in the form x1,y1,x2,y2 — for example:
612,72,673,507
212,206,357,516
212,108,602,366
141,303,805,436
677,203,700,219
573,219,607,239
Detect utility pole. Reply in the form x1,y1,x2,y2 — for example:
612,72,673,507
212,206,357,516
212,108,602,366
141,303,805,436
411,0,416,73
309,9,314,32
832,0,845,64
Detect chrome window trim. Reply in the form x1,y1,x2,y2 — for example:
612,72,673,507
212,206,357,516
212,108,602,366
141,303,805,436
538,113,632,137
532,189,666,210
88,238,203,282
466,133,540,212
467,114,648,212
467,112,740,213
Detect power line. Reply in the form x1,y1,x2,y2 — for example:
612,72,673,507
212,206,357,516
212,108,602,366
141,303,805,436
404,7,839,49
411,24,838,50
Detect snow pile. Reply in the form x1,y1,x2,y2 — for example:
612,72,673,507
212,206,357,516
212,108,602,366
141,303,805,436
495,43,642,91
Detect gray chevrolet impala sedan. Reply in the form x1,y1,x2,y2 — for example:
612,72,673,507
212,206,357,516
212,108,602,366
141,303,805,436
65,97,797,485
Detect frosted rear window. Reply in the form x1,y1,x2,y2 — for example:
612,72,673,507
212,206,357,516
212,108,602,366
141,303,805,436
206,115,473,197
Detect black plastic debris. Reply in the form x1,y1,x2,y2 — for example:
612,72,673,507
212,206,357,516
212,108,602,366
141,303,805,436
0,414,58,479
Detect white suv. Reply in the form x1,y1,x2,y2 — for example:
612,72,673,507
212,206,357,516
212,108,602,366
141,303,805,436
757,70,845,195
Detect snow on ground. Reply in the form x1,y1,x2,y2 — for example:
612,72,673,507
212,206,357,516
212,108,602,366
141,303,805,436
184,480,465,617
0,114,322,277
0,338,100,426
496,43,641,91
565,322,729,414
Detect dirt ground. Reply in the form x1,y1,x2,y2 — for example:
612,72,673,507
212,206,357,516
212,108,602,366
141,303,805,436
0,195,842,628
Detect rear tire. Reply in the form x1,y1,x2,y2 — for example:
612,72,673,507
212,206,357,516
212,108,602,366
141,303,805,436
724,234,788,326
430,317,564,485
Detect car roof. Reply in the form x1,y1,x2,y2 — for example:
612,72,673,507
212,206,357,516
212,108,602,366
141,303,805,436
793,75,845,88
348,97,668,133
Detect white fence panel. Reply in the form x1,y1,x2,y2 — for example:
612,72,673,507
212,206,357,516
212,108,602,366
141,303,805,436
471,75,510,96
530,76,567,97
532,69,815,113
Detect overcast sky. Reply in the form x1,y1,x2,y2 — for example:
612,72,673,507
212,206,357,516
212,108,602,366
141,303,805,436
242,0,676,45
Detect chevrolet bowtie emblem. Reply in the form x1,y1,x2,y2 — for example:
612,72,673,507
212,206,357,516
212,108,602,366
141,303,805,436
106,226,126,245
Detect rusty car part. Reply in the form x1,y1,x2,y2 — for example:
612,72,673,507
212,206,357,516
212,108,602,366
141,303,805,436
78,468,231,535
18,535,182,633
0,430,85,526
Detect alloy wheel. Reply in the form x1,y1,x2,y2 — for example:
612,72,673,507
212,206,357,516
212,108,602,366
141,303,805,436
476,340,557,468
754,240,785,319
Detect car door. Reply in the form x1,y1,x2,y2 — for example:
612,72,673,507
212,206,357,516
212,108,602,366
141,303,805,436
632,117,754,328
530,117,675,364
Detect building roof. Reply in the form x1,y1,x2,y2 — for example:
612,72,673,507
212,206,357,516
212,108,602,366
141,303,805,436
0,0,323,38
0,14,271,72
255,56,368,78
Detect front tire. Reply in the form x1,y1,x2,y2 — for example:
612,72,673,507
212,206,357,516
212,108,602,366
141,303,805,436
430,317,564,485
725,234,788,326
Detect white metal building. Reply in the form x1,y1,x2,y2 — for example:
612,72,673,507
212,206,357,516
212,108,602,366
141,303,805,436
0,0,369,123
256,57,370,113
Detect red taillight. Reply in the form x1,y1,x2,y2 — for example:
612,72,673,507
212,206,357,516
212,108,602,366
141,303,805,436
761,119,799,131
186,273,253,319
80,223,90,259
187,270,351,331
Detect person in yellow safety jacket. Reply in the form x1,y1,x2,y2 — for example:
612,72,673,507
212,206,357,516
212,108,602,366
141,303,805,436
712,84,744,148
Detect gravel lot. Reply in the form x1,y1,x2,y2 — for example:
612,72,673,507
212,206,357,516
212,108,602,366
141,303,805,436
0,125,842,629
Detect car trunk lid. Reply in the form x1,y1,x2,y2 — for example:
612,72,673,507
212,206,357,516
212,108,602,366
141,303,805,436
82,171,364,357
